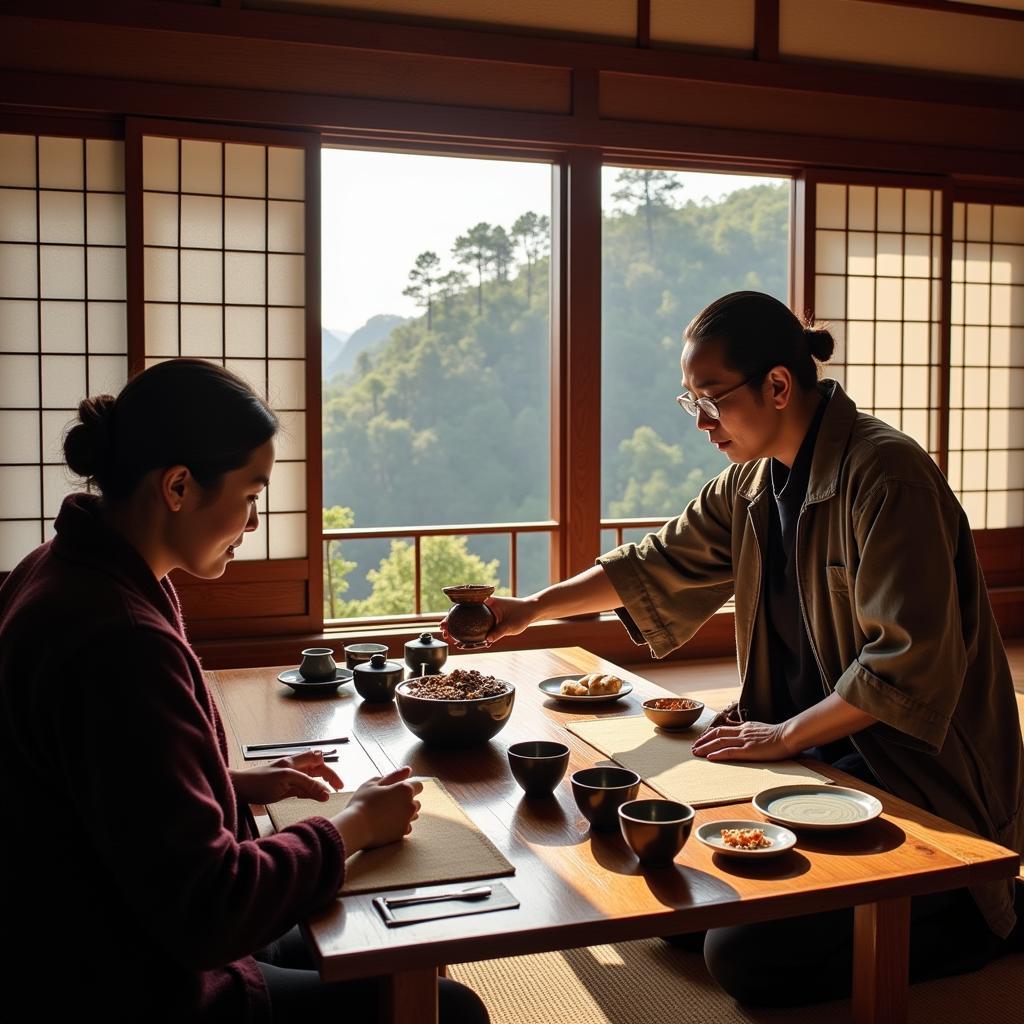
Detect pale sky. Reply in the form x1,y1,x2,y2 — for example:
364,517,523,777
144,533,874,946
321,148,787,335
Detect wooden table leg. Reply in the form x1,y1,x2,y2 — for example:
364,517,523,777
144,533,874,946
386,967,439,1024
852,896,911,1024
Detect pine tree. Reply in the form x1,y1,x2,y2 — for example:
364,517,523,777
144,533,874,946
402,251,442,329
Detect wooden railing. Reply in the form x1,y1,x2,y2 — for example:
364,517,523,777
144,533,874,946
600,516,666,547
322,520,559,625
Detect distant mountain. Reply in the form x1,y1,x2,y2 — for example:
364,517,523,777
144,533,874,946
324,314,408,380
321,327,350,377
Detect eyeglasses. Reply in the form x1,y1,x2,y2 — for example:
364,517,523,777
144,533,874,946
676,375,759,420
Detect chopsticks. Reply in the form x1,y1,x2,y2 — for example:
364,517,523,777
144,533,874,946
245,736,348,751
373,886,493,926
382,885,492,909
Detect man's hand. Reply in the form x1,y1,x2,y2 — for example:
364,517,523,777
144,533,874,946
690,720,794,762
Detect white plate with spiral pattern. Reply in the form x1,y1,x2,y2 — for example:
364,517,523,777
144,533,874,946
752,784,883,831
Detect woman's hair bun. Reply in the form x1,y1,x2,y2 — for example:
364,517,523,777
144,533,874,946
63,394,117,482
804,326,835,363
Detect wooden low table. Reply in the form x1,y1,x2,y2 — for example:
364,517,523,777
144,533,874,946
208,647,1020,1024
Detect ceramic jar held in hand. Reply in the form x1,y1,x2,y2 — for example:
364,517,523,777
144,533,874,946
442,585,495,649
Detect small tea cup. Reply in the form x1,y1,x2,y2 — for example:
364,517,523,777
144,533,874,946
618,799,695,866
571,766,641,831
344,643,389,670
508,741,570,797
299,647,337,682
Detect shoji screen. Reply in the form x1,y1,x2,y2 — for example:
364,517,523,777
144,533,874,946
810,177,944,461
949,199,1024,529
0,129,127,571
129,120,321,637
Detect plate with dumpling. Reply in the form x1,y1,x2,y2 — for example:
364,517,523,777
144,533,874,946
538,673,634,703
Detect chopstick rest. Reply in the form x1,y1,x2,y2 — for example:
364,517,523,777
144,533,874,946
372,882,519,927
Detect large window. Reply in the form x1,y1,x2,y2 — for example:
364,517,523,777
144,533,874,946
320,149,553,620
2,118,1023,634
600,166,790,549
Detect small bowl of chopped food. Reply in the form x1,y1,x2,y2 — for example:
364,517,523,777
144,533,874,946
694,819,797,859
642,696,704,731
395,668,515,747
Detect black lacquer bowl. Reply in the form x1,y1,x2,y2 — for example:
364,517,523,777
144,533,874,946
395,679,515,747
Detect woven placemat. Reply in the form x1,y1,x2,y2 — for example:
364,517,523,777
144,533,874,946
567,714,829,808
267,777,515,895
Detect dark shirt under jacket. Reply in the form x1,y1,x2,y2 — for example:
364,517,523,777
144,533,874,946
766,385,856,765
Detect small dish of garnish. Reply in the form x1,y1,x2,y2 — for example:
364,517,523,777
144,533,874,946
695,819,797,858
641,696,704,730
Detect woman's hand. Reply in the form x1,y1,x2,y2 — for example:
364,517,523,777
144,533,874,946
439,595,538,648
332,766,423,854
231,749,344,806
690,720,794,762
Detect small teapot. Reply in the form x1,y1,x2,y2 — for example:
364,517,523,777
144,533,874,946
404,631,448,676
442,585,496,649
352,652,404,703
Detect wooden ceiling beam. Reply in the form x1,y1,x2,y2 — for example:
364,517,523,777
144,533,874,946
5,1,1022,111
3,67,1021,181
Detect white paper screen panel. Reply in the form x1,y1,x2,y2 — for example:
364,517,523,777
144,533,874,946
814,182,943,461
950,202,1024,529
0,133,128,571
141,135,308,560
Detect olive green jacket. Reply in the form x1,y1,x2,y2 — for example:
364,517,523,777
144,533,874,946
599,381,1024,936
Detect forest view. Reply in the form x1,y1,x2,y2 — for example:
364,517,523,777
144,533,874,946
322,164,789,619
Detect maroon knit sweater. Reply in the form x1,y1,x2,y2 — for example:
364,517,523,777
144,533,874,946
0,494,346,1021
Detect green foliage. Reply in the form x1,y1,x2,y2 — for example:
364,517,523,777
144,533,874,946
607,426,708,518
335,535,508,618
322,506,358,619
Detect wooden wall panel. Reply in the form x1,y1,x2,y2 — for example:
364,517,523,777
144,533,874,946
1,18,572,116
599,71,1024,155
975,527,1024,587
248,0,638,42
781,0,1024,81
650,0,755,52
175,579,308,620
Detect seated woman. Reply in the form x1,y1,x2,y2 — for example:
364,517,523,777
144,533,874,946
460,291,1024,1006
0,358,488,1023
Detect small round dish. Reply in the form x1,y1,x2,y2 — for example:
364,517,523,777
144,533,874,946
642,697,704,730
753,784,883,831
538,675,633,703
277,667,353,693
695,819,797,858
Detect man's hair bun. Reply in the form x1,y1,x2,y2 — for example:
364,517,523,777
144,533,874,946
804,326,835,363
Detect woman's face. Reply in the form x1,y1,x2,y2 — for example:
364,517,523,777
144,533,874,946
680,339,786,464
169,438,276,579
